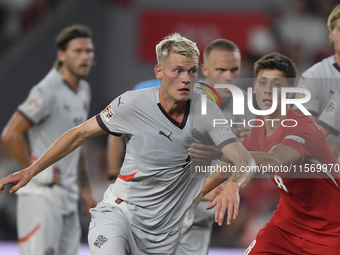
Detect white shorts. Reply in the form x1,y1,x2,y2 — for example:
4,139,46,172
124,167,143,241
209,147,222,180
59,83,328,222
17,194,80,255
176,201,214,255
88,201,182,255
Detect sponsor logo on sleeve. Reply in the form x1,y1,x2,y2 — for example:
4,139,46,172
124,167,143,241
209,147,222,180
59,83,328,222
219,126,231,135
284,135,305,144
101,105,114,122
324,100,336,115
28,97,42,110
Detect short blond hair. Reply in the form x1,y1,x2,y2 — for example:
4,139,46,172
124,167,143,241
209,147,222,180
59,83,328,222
327,5,340,45
155,33,200,63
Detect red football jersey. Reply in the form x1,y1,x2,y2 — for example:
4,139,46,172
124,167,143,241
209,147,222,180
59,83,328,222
242,108,340,247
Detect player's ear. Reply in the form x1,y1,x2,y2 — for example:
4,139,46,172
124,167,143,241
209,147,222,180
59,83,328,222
154,64,162,80
253,80,257,94
201,63,208,77
329,28,334,42
57,49,65,64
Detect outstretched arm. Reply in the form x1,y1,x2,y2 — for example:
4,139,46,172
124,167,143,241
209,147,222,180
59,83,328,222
0,116,106,194
249,143,301,169
199,142,256,226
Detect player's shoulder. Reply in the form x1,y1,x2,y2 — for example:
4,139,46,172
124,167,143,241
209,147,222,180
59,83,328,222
79,79,91,90
114,87,159,106
35,68,65,91
301,55,334,78
288,109,319,134
27,68,63,98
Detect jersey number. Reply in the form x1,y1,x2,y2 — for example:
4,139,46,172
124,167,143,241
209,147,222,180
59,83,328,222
244,239,256,255
274,175,289,193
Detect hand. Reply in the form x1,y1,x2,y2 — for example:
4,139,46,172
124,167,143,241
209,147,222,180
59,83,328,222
234,126,251,141
188,143,222,161
203,184,224,201
206,182,240,226
0,169,33,194
81,194,97,216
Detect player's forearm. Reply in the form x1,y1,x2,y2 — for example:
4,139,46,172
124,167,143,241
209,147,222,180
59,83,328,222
30,127,88,177
220,143,257,189
201,170,228,198
228,156,256,189
250,151,288,168
1,133,31,169
77,147,91,191
107,136,124,182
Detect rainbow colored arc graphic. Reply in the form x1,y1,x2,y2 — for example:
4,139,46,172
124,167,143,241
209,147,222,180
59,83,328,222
197,82,223,107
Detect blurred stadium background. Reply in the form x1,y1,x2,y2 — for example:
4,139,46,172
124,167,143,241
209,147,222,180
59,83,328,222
0,0,336,254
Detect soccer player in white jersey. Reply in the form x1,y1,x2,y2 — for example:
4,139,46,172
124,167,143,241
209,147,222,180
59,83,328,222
0,33,256,255
106,39,255,255
1,25,97,255
296,4,340,159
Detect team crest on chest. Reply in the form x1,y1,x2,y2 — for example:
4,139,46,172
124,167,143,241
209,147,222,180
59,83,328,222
101,105,114,122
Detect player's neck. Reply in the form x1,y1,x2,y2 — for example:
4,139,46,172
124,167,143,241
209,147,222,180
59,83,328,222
59,67,80,92
220,97,229,108
159,97,187,122
334,53,340,67
263,106,290,137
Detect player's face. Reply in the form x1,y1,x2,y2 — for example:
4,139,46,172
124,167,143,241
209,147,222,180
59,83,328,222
58,38,95,78
156,51,198,103
253,69,291,116
330,18,340,55
202,50,241,101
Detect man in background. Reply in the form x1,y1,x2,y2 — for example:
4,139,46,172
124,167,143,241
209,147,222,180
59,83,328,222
1,25,97,255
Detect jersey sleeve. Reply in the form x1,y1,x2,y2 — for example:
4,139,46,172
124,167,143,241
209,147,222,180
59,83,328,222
17,84,54,125
279,124,317,162
96,91,137,136
295,74,321,117
316,92,340,136
204,100,238,149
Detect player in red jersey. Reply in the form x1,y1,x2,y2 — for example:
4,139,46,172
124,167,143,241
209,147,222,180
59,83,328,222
200,53,340,254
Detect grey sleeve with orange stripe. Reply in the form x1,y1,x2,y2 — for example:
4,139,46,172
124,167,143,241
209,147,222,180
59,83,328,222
96,91,137,136
317,92,340,137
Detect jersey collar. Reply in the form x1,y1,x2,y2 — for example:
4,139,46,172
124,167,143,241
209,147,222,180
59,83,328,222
157,100,190,130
